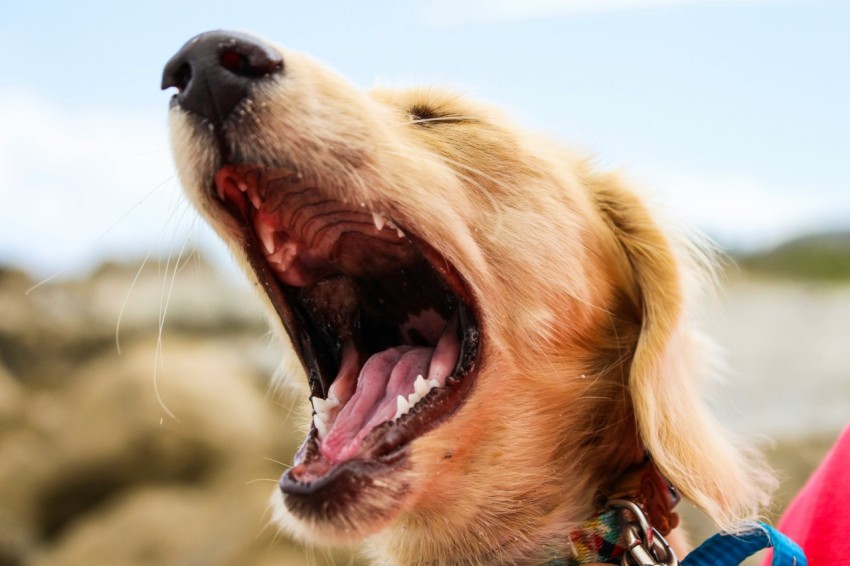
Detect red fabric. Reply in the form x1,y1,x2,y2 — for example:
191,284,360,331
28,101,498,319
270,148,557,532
762,424,850,565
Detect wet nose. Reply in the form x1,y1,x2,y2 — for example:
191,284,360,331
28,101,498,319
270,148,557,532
162,30,283,128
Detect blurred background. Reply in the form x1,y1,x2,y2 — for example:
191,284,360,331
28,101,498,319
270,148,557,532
1,1,848,564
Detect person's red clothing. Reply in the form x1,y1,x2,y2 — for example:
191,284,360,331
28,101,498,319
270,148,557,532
762,424,850,565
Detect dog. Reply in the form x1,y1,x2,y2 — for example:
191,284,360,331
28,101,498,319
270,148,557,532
162,30,774,565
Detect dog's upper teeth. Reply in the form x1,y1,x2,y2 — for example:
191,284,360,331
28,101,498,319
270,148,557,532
257,222,277,255
248,190,262,209
372,211,387,231
370,211,405,237
383,218,405,238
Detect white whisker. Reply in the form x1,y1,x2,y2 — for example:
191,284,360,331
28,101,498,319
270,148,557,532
25,173,177,296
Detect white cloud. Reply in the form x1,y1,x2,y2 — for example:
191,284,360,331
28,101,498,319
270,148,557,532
418,0,777,27
0,88,224,278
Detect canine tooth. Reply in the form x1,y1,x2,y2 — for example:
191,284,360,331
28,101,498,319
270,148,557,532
414,374,429,397
314,410,329,426
395,395,410,420
372,212,386,231
248,190,262,209
314,415,328,437
312,396,340,412
384,219,406,238
257,222,277,255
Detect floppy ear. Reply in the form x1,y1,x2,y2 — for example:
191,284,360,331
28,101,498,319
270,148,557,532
592,177,774,531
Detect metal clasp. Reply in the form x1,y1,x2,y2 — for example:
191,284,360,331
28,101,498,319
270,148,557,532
607,499,679,566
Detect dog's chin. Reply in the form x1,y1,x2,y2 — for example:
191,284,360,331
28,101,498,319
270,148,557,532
269,464,414,544
275,437,414,541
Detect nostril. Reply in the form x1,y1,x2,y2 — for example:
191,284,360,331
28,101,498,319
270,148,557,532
172,63,192,92
219,48,282,79
220,50,249,75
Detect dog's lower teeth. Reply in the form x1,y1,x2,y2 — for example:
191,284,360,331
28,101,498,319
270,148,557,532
310,367,450,442
393,375,444,421
395,395,410,420
414,374,429,397
314,415,328,438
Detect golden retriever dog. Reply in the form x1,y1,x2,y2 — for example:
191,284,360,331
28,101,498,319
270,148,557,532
162,31,774,565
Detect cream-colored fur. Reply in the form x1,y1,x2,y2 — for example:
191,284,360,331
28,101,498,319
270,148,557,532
169,36,775,566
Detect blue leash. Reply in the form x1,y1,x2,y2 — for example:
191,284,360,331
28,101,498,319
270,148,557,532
681,523,807,566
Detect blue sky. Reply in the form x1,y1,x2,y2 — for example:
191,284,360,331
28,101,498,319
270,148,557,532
2,0,848,278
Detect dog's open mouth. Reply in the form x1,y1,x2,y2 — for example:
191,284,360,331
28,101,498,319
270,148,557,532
212,164,480,499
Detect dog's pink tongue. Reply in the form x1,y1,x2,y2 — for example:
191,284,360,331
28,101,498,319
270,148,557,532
320,346,432,463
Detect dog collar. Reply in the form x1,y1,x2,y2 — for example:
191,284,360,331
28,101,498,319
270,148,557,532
546,460,681,565
545,461,807,566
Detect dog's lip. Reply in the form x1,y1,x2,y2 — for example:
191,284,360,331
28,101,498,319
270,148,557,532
280,435,409,497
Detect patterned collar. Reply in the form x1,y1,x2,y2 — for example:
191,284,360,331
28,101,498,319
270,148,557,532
546,460,680,565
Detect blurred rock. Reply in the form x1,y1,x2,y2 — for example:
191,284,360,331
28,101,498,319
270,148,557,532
0,258,362,566
0,258,269,384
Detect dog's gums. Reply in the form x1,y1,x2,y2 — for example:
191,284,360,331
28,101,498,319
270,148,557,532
164,29,776,565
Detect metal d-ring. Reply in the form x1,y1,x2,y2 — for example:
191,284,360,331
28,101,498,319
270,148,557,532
607,499,679,566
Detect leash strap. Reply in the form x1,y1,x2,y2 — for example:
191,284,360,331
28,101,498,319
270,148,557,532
680,523,807,566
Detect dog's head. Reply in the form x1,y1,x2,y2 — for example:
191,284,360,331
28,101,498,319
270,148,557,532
164,31,773,564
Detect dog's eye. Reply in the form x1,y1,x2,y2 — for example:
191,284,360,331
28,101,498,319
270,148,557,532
408,105,474,127
409,104,443,122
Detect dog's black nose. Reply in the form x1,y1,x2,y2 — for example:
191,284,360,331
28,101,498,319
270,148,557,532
162,30,283,127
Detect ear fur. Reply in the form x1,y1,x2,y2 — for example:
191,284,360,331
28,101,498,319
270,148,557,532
592,175,775,531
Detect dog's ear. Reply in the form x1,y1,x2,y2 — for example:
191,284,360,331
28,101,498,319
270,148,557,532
592,176,773,531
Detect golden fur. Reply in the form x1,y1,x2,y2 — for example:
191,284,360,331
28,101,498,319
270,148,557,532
169,36,775,565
